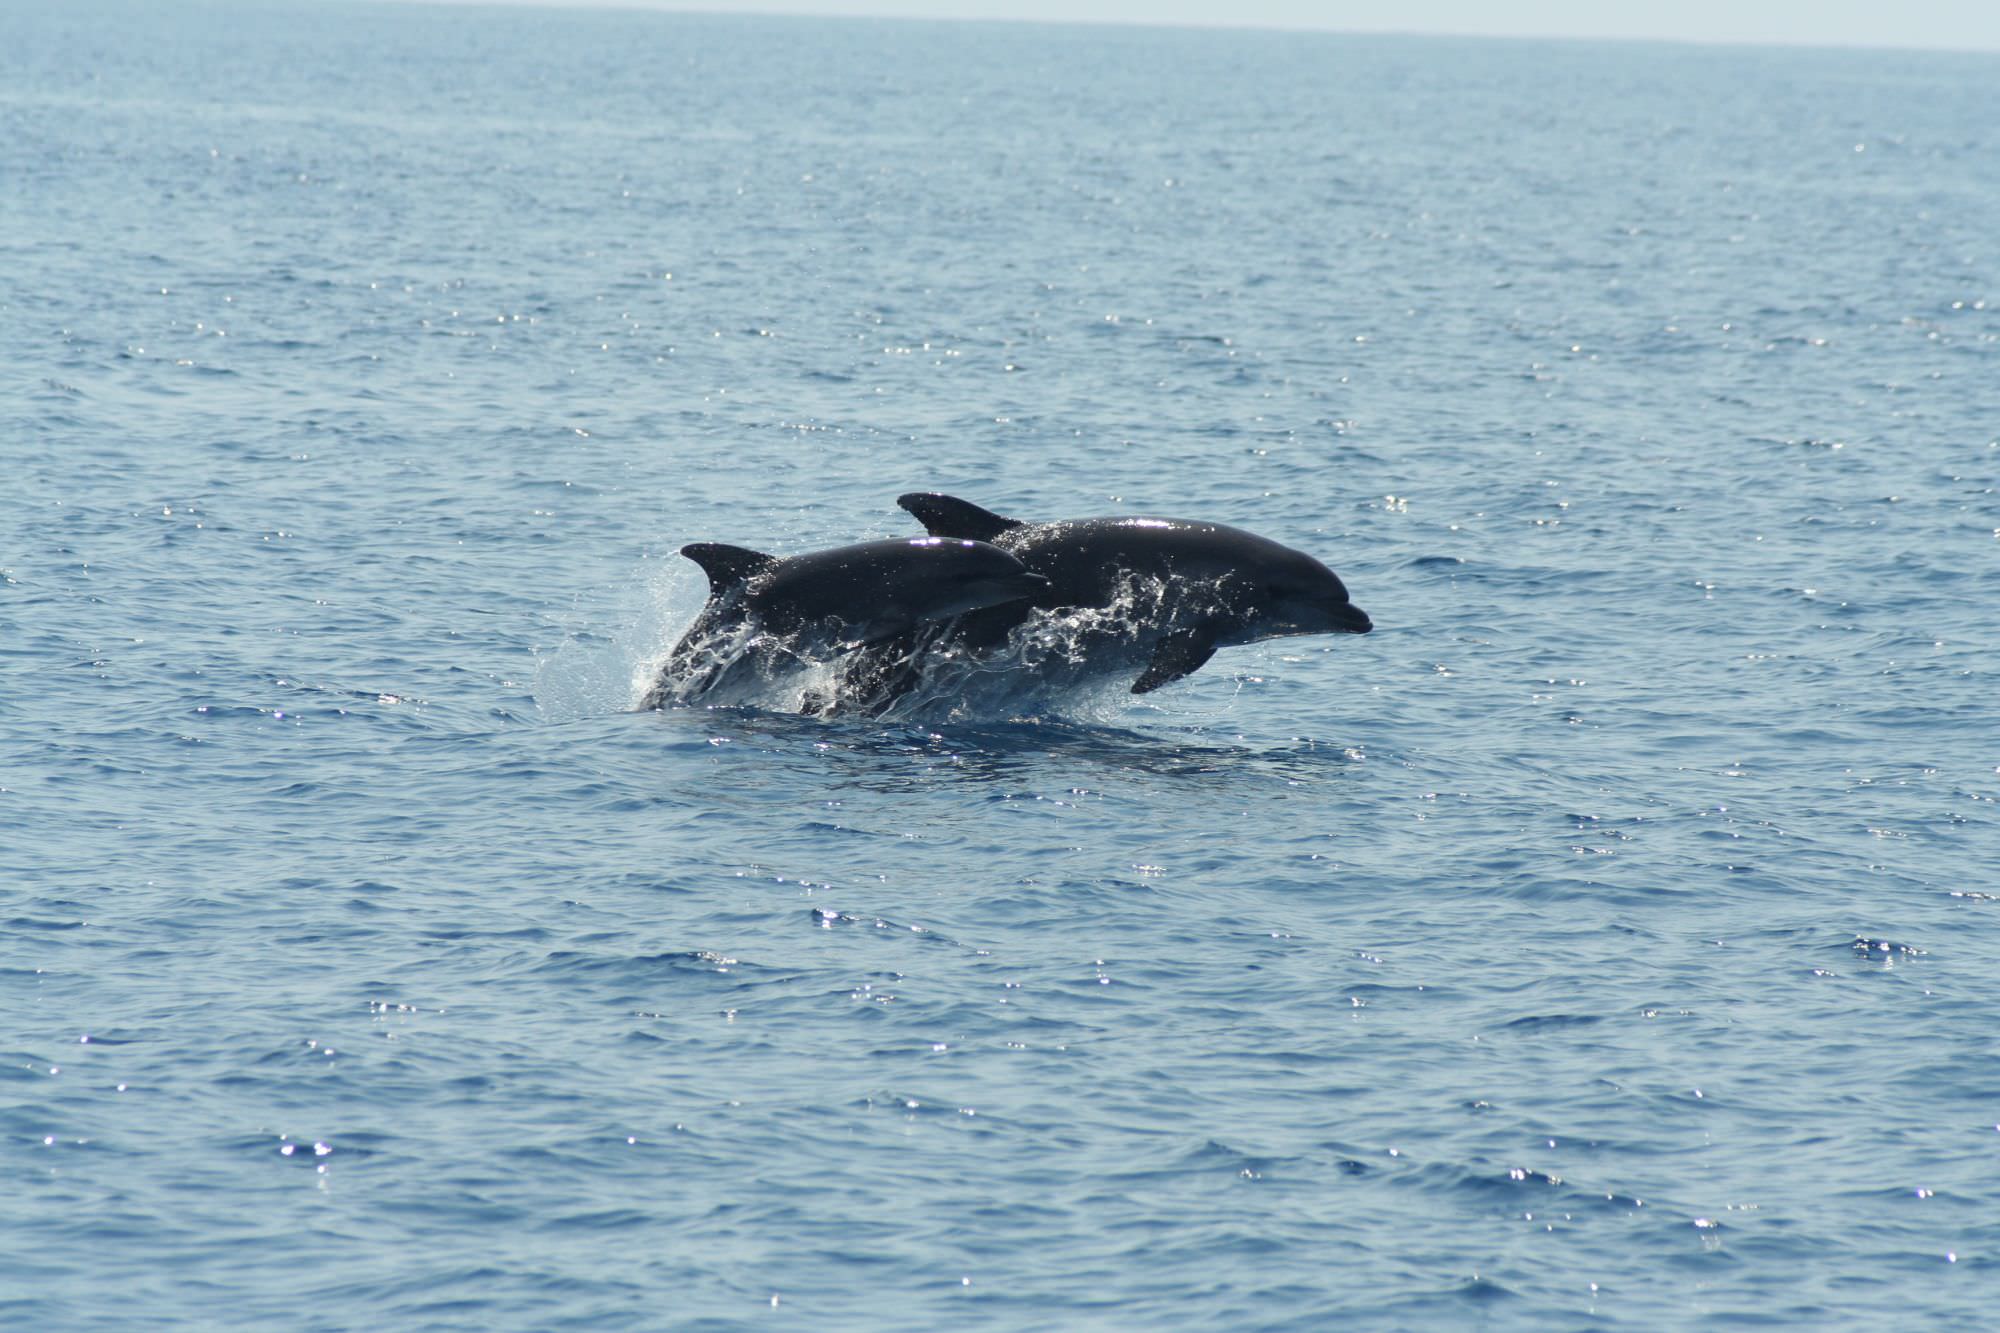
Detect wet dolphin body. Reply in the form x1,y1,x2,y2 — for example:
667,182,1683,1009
883,492,1372,697
640,535,1048,709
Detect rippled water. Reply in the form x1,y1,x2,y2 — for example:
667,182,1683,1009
5,2,1999,1326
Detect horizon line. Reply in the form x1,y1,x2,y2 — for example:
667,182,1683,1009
383,0,2000,57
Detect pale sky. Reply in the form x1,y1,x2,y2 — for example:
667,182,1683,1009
409,0,2000,53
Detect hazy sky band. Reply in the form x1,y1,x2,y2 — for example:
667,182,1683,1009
399,0,2000,55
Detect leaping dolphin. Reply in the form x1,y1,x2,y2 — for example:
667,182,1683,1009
640,535,1048,709
891,492,1371,695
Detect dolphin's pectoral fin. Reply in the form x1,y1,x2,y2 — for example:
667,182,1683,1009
896,493,1022,543
1132,629,1217,694
681,542,776,592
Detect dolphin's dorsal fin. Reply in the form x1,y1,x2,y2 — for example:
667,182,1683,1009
1132,628,1217,695
680,542,776,592
897,493,1022,543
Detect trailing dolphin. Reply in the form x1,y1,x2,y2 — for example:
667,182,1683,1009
640,535,1048,710
884,492,1371,698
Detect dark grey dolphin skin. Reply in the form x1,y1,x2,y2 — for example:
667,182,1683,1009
893,492,1372,694
641,535,1048,709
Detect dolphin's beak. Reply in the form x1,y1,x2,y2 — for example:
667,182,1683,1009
1271,593,1372,636
1000,572,1051,602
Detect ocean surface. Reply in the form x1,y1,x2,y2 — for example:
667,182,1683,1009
5,2,1999,1326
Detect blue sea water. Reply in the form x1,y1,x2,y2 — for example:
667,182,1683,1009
5,1,2000,1326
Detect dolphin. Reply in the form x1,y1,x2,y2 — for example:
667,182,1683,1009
640,535,1049,710
889,492,1372,696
